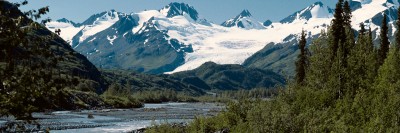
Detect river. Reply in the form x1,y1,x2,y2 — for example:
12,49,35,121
1,102,224,133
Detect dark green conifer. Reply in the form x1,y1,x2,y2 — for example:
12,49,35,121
396,6,400,50
359,23,366,35
378,13,390,66
296,30,308,85
330,0,345,61
343,0,352,26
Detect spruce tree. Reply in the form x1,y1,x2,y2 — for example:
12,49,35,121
343,0,352,26
396,6,400,50
343,0,354,66
375,48,400,91
296,30,308,85
344,25,355,67
378,13,390,66
305,30,331,90
359,23,366,35
330,0,345,61
368,27,374,52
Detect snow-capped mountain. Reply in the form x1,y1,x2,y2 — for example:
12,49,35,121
280,2,333,24
47,10,124,48
56,18,80,27
221,9,265,29
46,18,82,44
160,2,199,21
47,0,400,75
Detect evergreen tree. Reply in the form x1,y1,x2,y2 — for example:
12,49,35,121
375,48,400,92
343,0,352,26
343,0,355,66
305,30,331,90
375,6,400,95
368,27,374,52
378,13,390,66
359,23,366,35
396,6,400,50
330,0,345,61
347,31,376,96
344,25,355,66
296,30,308,85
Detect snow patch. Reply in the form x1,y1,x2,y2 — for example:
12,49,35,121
107,35,117,45
123,32,128,37
88,37,96,42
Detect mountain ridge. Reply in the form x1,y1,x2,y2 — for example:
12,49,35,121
46,0,400,76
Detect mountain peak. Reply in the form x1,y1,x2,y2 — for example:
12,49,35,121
160,2,199,21
56,18,80,27
280,1,333,23
239,9,252,17
57,18,74,23
80,9,120,26
313,1,324,6
221,9,264,29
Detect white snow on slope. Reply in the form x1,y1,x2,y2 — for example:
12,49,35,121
309,3,332,18
351,0,387,26
46,22,82,44
132,10,165,33
46,10,120,45
222,10,265,30
236,17,265,30
79,11,120,43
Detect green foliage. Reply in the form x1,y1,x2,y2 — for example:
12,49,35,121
172,62,286,90
147,123,186,133
0,0,61,119
101,83,143,108
132,89,192,103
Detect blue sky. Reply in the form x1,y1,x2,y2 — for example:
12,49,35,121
8,0,337,23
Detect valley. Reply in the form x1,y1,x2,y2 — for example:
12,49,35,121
3,0,400,132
